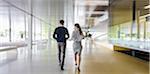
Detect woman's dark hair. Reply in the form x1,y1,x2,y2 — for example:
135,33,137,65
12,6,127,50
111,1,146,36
75,23,83,35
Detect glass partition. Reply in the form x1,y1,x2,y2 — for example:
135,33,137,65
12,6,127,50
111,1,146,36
0,7,9,43
109,0,150,51
11,7,26,42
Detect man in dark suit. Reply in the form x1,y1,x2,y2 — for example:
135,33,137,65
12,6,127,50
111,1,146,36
53,20,70,70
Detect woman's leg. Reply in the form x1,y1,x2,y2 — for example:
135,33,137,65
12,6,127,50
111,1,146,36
75,52,77,65
79,55,81,67
77,48,82,71
77,53,81,71
77,53,81,67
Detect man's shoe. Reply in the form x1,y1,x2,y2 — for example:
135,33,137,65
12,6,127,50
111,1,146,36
61,66,64,70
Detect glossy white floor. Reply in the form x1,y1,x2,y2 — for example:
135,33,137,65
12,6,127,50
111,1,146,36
0,39,149,74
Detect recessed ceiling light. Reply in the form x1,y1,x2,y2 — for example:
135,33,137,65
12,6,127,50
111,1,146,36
144,5,150,9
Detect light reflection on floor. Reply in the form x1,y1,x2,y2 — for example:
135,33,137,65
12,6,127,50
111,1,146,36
0,39,149,74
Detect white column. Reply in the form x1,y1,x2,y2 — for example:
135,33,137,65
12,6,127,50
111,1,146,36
47,0,51,49
49,0,65,25
64,0,74,27
27,0,33,51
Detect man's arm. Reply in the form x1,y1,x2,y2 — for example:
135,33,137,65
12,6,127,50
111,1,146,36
53,28,57,39
66,29,70,39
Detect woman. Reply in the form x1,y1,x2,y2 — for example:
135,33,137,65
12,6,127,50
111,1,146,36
70,23,84,72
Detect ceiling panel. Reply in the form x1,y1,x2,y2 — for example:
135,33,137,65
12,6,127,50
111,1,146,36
94,6,108,11
91,14,103,17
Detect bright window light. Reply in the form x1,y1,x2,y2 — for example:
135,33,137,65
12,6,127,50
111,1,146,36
144,5,150,9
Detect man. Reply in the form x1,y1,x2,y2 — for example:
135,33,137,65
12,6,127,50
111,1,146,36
53,20,70,70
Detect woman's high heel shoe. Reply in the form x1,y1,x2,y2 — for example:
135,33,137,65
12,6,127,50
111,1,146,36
77,67,80,72
75,63,77,66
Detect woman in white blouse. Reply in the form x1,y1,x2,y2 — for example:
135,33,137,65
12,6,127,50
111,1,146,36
70,23,84,71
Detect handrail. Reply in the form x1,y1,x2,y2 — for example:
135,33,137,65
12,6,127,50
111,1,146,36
0,46,17,51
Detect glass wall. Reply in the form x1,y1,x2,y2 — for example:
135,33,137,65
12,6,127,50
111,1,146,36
109,0,150,51
147,17,150,41
0,0,74,50
109,0,133,44
0,7,9,43
11,7,26,42
0,1,49,45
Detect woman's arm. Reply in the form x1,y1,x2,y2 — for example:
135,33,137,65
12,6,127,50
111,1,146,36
69,31,75,41
78,35,84,41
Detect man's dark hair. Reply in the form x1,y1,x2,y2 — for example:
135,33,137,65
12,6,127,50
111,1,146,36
60,20,64,25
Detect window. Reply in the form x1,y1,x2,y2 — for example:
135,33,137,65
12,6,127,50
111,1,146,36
0,7,9,43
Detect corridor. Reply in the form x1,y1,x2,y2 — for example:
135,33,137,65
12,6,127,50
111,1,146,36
0,0,149,74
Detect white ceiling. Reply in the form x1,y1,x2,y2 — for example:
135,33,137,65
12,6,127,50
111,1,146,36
0,0,109,33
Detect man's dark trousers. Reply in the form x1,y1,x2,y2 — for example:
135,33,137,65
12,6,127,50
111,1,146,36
58,41,66,68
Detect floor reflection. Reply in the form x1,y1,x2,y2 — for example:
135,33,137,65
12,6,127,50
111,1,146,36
0,40,148,74
74,68,80,74
0,42,48,67
84,38,93,54
0,49,18,66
